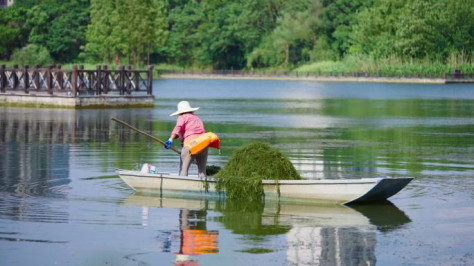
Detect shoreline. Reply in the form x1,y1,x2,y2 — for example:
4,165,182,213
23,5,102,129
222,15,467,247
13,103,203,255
160,73,471,84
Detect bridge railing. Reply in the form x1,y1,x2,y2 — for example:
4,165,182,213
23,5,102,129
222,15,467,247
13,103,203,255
0,64,154,96
160,69,474,82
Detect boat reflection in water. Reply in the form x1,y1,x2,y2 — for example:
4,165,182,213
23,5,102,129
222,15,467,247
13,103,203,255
177,209,219,265
122,194,411,265
133,197,219,265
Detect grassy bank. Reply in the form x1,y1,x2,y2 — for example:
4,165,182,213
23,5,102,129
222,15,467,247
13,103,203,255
2,55,473,79
293,55,474,78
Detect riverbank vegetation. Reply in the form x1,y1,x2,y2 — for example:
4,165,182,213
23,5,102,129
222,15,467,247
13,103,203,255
1,0,473,77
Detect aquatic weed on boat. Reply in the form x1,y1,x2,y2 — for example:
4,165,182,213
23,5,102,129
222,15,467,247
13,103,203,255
215,142,301,200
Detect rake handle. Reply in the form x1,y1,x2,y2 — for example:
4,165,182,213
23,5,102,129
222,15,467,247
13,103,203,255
111,117,181,155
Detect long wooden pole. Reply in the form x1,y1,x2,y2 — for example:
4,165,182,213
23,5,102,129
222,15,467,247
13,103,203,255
111,117,181,155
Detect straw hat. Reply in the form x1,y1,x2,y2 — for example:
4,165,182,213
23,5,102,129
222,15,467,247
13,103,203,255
170,101,200,116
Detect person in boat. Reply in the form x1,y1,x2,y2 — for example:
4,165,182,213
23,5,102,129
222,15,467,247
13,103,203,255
165,101,208,177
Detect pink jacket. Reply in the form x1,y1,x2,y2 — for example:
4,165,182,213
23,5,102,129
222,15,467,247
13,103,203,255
171,113,205,145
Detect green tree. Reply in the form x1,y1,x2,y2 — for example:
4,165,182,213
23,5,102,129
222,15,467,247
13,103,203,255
320,0,369,58
163,0,204,66
247,0,321,68
46,1,89,62
0,7,29,60
350,0,474,61
198,1,248,69
25,6,48,45
85,0,116,63
394,0,447,59
19,1,90,63
350,0,404,57
88,0,168,65
190,0,286,69
145,0,168,65
441,0,474,57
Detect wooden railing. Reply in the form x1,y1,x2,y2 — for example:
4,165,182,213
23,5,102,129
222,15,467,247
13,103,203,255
0,65,154,96
160,69,474,82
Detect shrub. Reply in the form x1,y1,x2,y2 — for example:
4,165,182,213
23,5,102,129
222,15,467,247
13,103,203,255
12,44,53,66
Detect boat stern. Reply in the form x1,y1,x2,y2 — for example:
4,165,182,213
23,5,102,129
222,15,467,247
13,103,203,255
344,177,413,205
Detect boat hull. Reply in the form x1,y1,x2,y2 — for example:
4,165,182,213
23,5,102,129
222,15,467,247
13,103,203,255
116,170,412,205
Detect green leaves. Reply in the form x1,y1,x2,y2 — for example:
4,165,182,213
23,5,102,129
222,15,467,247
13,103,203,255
0,7,29,59
85,0,168,65
1,0,472,69
246,0,321,68
350,0,474,61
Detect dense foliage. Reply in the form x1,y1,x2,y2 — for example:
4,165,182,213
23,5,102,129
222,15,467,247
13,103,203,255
0,0,89,63
1,0,472,71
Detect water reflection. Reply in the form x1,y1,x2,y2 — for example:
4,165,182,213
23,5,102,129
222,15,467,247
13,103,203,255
173,209,218,265
351,202,412,232
123,195,411,265
0,80,472,265
0,107,156,196
0,107,157,226
0,109,72,223
0,109,72,197
135,197,219,265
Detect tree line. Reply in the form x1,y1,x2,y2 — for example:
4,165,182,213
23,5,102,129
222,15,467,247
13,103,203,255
1,0,473,71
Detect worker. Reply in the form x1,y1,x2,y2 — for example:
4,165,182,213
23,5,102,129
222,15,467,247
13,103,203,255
165,101,208,177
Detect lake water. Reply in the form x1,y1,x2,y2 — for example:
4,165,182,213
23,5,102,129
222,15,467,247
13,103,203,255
1,79,473,265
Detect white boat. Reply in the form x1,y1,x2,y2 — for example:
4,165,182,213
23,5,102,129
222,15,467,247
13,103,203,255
116,169,413,205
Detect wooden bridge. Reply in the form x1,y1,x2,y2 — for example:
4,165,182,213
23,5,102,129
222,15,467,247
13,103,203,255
0,65,155,108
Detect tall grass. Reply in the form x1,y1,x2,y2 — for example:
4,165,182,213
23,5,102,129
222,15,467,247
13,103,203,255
3,52,473,78
293,53,474,78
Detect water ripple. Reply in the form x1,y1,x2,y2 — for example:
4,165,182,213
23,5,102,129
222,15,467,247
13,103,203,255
0,193,69,223
0,236,68,244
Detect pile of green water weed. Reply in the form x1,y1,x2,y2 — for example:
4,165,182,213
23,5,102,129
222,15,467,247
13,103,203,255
215,142,301,200
206,165,221,176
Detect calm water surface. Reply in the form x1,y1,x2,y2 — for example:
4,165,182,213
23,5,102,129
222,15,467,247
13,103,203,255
1,79,473,265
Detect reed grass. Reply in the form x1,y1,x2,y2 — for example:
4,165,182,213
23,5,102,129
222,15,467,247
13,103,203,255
293,53,474,78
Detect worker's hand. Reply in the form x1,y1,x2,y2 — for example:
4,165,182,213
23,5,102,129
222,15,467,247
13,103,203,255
164,138,173,149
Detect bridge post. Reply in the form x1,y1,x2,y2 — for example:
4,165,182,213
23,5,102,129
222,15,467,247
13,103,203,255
47,65,54,95
127,66,132,95
103,65,109,94
79,65,86,91
0,65,5,92
34,65,40,91
71,64,78,97
96,65,102,95
13,65,19,90
57,65,64,91
147,65,154,95
134,67,139,92
119,65,125,95
31,65,40,91
24,65,29,94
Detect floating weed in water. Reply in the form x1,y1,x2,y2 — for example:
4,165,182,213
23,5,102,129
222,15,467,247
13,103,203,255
215,142,301,200
206,165,221,176
238,248,274,254
82,175,119,180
